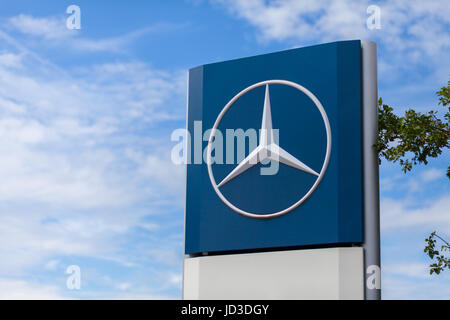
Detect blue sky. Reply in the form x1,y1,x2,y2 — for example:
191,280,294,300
0,0,448,299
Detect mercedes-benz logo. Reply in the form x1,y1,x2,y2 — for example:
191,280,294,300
206,80,332,219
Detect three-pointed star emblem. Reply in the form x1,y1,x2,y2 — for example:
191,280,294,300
218,84,319,188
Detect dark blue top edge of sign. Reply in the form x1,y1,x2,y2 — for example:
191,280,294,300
189,40,362,71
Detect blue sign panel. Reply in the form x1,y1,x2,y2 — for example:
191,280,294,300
185,40,363,254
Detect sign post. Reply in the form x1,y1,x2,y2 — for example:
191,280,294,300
362,41,381,300
183,40,380,300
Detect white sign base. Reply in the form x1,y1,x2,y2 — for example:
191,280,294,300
183,247,364,300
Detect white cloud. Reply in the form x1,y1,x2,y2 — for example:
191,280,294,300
44,260,61,271
133,152,185,195
383,262,431,280
382,275,450,300
72,27,163,53
215,0,363,41
8,14,72,40
0,22,186,288
381,195,450,234
101,291,176,300
0,278,66,300
217,0,450,48
216,0,450,88
0,52,23,68
421,168,444,182
0,57,185,208
116,282,132,291
168,273,182,286
7,14,174,53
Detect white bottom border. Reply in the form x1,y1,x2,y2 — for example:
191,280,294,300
183,247,364,300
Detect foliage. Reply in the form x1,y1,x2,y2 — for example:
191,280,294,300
377,80,450,275
377,80,450,178
424,232,450,275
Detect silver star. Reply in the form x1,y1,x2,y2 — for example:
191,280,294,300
218,84,319,188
